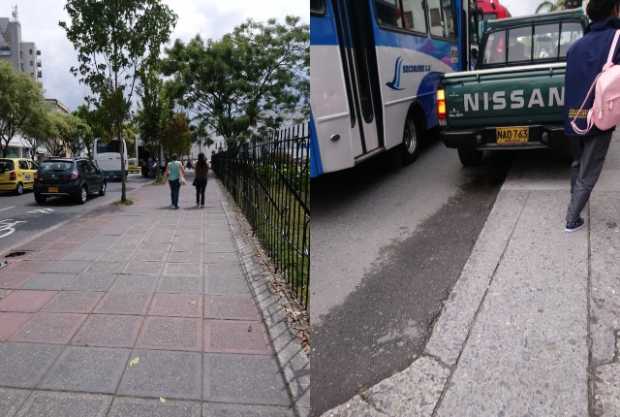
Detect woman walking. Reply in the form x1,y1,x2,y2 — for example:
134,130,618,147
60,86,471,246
565,0,620,232
194,153,208,208
165,154,185,209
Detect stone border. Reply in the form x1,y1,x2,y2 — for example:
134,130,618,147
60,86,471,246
217,179,310,417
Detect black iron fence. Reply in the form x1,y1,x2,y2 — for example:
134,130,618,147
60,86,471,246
211,124,310,309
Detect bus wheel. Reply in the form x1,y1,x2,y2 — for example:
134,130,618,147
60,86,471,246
457,147,483,167
402,116,420,165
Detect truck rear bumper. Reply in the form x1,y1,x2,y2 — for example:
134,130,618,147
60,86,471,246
441,125,567,151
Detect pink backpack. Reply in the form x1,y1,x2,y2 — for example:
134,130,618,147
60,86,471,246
571,29,620,135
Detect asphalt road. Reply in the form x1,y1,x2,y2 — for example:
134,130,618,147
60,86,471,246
310,140,520,415
0,175,150,255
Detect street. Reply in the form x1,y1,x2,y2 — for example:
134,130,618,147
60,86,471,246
0,176,150,255
310,140,567,414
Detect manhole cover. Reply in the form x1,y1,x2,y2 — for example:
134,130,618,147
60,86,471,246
5,251,26,258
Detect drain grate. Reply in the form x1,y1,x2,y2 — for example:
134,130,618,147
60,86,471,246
4,251,26,258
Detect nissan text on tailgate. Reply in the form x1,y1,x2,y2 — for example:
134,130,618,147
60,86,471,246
438,10,589,166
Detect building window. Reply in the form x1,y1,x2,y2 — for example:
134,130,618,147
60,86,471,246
29,49,33,55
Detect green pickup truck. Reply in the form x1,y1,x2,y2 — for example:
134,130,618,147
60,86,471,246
439,10,589,166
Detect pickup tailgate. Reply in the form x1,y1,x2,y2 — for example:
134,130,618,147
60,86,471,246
443,63,566,130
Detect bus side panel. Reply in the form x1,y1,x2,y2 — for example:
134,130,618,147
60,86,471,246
311,44,360,174
374,44,454,150
309,115,324,178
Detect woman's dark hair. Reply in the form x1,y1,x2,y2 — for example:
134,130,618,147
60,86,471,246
197,153,207,169
587,0,620,22
171,154,177,161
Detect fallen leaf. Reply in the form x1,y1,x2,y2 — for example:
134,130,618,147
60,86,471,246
160,397,167,403
129,357,140,367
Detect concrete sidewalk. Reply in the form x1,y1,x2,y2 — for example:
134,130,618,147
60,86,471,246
320,136,620,417
0,175,295,416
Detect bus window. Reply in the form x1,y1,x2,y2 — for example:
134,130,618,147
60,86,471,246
96,141,121,154
483,31,506,65
311,0,326,15
375,0,403,28
560,22,583,57
401,0,427,33
427,0,456,39
507,26,533,63
533,24,560,60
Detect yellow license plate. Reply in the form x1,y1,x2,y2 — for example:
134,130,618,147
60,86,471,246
48,187,59,193
496,127,529,144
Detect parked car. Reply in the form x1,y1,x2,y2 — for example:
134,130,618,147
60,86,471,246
438,9,588,166
0,158,38,195
34,158,107,205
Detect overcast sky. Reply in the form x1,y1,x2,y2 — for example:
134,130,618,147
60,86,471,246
5,1,308,111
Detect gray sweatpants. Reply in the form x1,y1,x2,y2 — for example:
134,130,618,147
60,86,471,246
566,132,612,223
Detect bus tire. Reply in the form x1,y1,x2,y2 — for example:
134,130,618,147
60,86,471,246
457,147,483,167
402,115,420,165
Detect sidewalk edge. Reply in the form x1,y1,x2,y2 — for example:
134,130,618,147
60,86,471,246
217,179,310,417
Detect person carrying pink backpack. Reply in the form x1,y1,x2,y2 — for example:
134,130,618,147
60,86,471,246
565,0,620,232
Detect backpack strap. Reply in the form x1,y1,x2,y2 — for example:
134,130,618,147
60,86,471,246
570,73,601,135
604,29,620,70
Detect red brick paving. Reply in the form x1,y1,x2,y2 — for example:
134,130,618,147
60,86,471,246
148,293,202,317
10,312,87,344
93,292,153,315
0,290,57,312
204,295,260,320
136,316,202,351
71,314,143,348
0,312,33,340
42,291,104,313
203,320,272,355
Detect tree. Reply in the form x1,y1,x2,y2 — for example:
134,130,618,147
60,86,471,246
20,103,52,160
163,16,309,145
161,112,192,157
74,104,103,160
0,61,46,157
60,0,177,202
536,0,567,13
45,112,70,157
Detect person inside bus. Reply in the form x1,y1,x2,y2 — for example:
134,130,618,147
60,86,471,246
164,154,185,209
564,0,620,232
193,153,208,208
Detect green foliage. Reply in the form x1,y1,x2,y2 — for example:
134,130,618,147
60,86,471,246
60,0,177,200
161,112,192,156
0,61,47,157
163,16,309,144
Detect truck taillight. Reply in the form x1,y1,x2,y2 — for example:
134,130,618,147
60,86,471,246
8,171,16,181
437,89,447,122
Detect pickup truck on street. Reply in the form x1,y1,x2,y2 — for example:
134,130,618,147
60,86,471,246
438,10,589,166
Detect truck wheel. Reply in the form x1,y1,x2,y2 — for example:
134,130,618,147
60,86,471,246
457,147,483,167
402,116,420,165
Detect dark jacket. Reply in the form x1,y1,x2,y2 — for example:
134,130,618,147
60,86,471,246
194,162,208,183
565,17,620,136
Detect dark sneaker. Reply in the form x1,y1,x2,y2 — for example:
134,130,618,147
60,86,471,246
565,217,585,233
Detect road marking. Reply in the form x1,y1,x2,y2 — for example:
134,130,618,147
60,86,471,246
0,219,27,239
0,206,15,213
27,208,55,215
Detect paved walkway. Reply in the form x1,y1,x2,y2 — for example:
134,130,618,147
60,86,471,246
321,136,620,416
0,174,295,417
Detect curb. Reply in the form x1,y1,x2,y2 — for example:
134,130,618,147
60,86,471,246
0,177,151,259
217,179,310,417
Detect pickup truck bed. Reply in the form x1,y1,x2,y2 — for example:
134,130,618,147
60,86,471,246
440,62,568,165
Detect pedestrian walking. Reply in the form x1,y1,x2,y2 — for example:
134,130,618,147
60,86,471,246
164,154,185,209
565,0,620,232
193,152,208,208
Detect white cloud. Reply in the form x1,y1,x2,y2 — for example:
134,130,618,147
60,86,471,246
7,0,308,111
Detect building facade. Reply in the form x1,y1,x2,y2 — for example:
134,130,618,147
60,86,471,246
0,7,42,81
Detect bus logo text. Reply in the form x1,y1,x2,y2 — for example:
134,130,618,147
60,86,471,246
386,57,431,91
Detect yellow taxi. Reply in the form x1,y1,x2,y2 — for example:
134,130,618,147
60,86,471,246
0,158,38,195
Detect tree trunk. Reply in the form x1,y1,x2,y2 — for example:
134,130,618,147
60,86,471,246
118,125,127,202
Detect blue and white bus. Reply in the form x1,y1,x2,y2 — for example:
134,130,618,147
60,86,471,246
310,0,472,177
